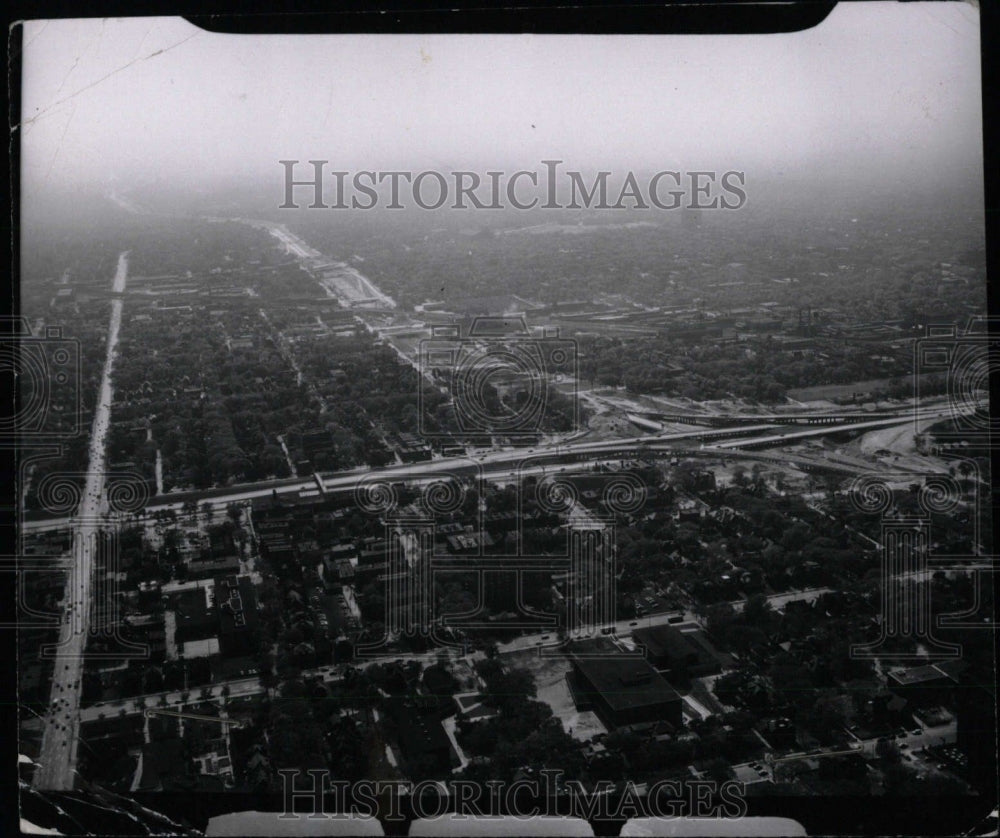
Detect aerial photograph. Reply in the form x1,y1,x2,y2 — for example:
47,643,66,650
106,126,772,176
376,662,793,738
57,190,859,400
11,5,997,836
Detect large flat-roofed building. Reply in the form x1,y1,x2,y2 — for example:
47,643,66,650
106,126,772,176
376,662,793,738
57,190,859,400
395,432,432,463
567,639,682,729
384,695,454,775
632,625,721,681
955,665,998,791
886,659,965,707
169,586,216,645
215,575,259,657
187,555,241,580
182,637,221,659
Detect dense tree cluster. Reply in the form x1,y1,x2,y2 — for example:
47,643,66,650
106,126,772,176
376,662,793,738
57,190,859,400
457,657,586,783
290,200,984,323
576,334,912,403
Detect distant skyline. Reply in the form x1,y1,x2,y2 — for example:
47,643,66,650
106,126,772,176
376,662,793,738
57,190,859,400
20,5,983,202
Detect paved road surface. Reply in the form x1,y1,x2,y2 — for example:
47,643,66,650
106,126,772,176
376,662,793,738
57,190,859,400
26,400,960,536
496,587,832,654
33,252,129,790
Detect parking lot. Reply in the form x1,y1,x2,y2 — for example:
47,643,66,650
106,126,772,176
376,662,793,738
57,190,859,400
918,743,969,774
733,760,771,784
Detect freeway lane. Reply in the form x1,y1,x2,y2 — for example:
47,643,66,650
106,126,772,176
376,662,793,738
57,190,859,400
247,219,397,308
23,407,959,535
33,252,129,791
707,410,959,449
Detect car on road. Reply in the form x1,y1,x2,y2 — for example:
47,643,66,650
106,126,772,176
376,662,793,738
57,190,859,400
910,729,922,736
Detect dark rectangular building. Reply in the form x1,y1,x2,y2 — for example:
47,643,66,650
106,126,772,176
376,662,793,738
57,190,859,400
886,659,965,707
216,575,259,657
385,695,453,776
169,587,216,644
568,640,683,729
632,624,721,681
955,666,996,791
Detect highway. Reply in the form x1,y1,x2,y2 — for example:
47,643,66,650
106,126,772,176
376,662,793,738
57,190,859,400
33,252,129,790
244,219,323,262
708,410,955,449
23,406,955,535
250,220,396,308
20,205,980,797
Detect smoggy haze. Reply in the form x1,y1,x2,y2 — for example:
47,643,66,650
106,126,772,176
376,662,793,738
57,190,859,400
20,4,983,204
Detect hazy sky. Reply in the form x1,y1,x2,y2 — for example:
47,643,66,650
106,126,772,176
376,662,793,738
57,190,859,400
20,4,983,199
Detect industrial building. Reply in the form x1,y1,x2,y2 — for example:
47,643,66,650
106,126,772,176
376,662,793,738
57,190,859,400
632,624,721,681
566,640,683,729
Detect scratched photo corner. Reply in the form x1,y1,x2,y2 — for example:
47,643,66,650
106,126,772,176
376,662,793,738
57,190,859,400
10,4,998,837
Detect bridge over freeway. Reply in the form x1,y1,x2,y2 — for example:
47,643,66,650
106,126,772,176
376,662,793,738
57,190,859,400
25,414,895,534
633,405,951,428
707,408,956,450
